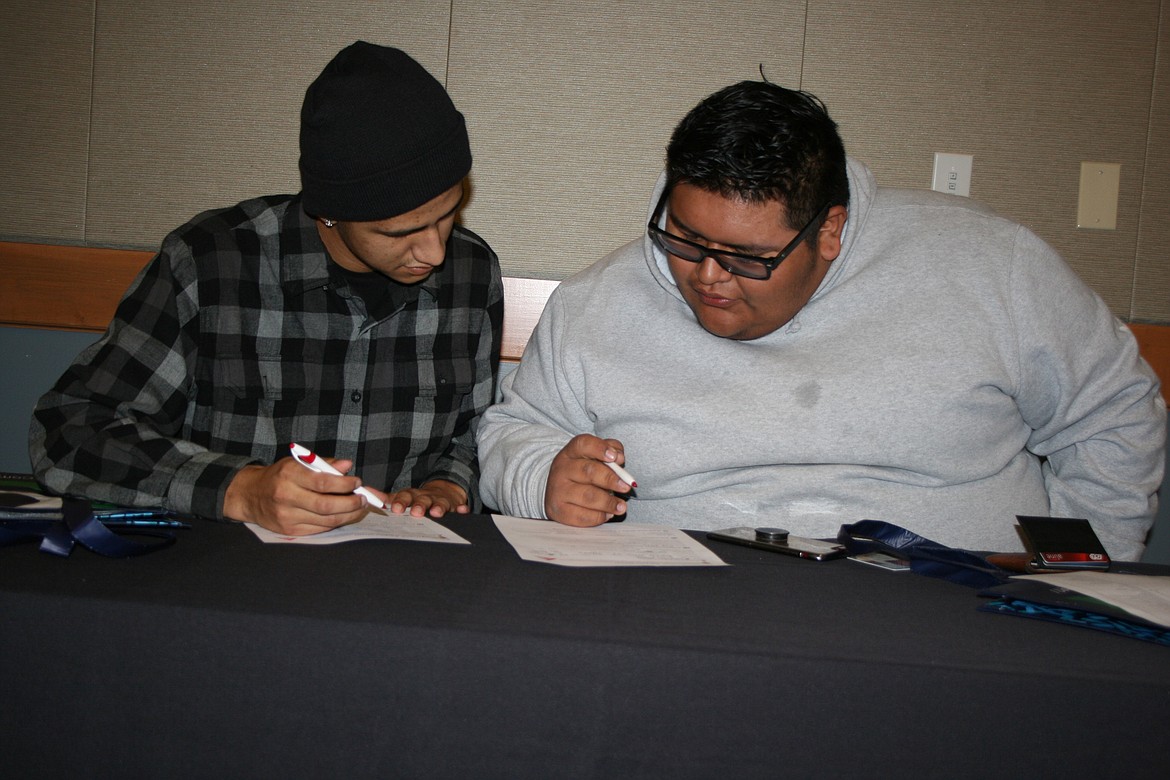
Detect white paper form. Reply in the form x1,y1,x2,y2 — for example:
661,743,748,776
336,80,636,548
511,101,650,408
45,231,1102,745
493,514,727,567
1019,572,1170,628
245,511,470,546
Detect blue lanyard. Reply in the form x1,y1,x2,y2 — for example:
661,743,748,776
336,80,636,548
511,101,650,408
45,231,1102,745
0,498,182,557
838,519,1009,588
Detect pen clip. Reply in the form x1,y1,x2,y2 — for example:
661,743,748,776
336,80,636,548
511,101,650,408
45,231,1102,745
289,442,315,465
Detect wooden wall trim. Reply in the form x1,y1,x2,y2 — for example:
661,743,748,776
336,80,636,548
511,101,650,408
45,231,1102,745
499,276,558,361
1129,324,1170,404
2,240,1169,401
0,240,557,362
0,242,154,333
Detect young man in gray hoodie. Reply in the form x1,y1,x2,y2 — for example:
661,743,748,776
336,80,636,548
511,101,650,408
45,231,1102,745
477,81,1165,560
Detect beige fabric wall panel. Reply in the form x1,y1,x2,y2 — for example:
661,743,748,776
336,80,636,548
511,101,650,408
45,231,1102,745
801,0,1162,319
1,1,1166,323
0,1,95,243
1132,1,1170,323
448,0,808,281
84,1,453,249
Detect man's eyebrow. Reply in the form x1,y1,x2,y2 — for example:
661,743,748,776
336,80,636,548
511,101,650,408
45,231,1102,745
376,198,463,237
669,213,780,256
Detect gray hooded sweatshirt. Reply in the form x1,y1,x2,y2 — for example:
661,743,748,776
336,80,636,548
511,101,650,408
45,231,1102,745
478,158,1165,560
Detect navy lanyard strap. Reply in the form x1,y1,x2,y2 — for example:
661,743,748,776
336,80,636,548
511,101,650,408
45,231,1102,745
1,498,177,557
0,519,55,546
63,497,177,557
837,519,1010,588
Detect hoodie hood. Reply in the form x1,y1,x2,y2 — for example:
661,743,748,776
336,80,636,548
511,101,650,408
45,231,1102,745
643,157,877,317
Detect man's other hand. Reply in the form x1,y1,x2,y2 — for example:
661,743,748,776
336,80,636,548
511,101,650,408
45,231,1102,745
544,434,633,527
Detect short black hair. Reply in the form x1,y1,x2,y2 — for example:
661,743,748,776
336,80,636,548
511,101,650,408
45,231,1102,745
665,81,849,231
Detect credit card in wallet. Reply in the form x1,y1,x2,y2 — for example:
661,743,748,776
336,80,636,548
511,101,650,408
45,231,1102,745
1015,515,1110,571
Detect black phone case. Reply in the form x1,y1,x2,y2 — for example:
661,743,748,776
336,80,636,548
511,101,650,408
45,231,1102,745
707,527,849,561
1016,515,1110,571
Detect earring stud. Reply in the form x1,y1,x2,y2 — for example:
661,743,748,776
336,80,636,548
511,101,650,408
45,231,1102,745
322,218,336,228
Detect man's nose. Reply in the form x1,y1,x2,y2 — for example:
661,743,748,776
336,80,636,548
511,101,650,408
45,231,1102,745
412,226,447,266
695,254,734,283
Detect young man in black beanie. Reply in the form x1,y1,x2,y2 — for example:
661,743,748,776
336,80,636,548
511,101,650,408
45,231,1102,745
30,42,503,535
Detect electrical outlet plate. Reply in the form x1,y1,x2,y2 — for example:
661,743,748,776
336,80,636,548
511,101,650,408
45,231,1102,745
931,153,973,197
1077,162,1120,230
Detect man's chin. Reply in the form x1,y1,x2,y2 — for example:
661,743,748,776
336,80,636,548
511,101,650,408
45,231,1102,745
694,315,773,342
389,267,437,285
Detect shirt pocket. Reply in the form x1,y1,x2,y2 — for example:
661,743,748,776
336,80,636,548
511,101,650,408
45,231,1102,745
193,356,310,458
411,351,476,442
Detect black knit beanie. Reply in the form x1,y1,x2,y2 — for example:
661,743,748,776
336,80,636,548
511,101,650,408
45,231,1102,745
299,41,471,222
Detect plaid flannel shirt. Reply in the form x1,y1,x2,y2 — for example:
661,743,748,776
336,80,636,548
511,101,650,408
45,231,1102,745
30,194,503,519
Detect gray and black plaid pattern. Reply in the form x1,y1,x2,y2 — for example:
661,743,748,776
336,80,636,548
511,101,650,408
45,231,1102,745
31,195,503,519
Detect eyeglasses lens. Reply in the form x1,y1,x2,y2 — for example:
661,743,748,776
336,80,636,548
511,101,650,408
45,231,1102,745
650,230,770,280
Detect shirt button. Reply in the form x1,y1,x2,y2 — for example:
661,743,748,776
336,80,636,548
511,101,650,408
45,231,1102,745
351,390,362,403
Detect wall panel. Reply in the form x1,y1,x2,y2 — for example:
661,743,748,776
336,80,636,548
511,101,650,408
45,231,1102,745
802,0,1161,319
1133,0,1170,322
449,0,808,280
84,0,453,248
0,0,95,243
0,0,1166,323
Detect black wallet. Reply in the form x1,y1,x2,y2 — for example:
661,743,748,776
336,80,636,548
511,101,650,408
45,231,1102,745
1016,515,1111,572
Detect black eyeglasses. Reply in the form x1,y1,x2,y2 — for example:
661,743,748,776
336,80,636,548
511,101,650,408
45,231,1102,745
647,191,831,280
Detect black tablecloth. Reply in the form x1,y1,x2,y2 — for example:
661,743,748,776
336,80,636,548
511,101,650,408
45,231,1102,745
3,515,1168,778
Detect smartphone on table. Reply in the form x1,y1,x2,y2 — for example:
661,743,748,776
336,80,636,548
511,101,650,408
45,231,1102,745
707,526,848,561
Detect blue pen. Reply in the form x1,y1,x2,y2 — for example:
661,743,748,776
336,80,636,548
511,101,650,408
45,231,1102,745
100,517,191,529
97,510,174,520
